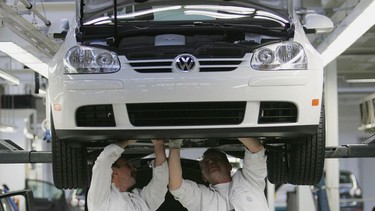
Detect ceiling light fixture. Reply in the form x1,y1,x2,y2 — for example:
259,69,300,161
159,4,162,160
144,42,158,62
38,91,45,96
0,68,20,85
317,0,375,66
0,123,17,133
0,42,49,78
345,78,375,83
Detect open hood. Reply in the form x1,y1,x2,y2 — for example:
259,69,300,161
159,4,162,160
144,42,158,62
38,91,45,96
77,0,292,27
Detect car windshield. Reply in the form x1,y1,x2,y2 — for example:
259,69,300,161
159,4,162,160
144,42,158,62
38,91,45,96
79,0,290,26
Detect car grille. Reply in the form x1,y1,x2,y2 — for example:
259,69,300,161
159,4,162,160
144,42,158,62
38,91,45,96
127,102,246,126
76,105,116,127
127,59,243,73
258,102,297,124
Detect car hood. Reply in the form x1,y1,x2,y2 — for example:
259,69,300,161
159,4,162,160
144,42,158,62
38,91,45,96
77,0,292,26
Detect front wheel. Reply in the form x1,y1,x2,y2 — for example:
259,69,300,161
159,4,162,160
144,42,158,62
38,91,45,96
287,106,326,185
51,115,88,189
266,146,288,185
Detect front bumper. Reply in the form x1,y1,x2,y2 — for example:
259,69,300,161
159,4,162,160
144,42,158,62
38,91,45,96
56,125,318,141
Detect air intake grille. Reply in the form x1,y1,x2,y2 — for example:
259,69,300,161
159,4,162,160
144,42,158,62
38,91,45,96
258,102,297,124
76,105,116,127
128,59,243,73
127,102,246,126
129,61,172,73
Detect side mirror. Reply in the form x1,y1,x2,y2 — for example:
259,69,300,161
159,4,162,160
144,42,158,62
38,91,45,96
303,13,334,34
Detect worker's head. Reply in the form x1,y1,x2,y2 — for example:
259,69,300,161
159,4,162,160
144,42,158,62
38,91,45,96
200,148,232,185
111,155,137,192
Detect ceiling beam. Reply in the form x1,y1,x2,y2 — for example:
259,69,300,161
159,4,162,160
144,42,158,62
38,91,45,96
0,68,20,85
0,1,59,60
317,0,375,66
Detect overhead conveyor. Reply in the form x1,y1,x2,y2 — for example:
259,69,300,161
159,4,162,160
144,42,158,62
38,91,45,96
1,136,375,164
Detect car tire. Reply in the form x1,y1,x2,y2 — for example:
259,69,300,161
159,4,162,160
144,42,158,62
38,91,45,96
267,146,288,185
51,115,88,189
287,106,325,185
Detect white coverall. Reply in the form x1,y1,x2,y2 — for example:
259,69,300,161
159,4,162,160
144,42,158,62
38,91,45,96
87,144,168,211
170,148,270,211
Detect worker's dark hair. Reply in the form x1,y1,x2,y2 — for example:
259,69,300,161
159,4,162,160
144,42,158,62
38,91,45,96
199,148,230,168
112,154,130,168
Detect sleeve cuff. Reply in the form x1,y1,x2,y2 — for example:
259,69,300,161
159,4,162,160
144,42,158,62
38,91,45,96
169,180,186,196
100,144,124,162
152,160,169,186
106,144,124,154
153,160,168,172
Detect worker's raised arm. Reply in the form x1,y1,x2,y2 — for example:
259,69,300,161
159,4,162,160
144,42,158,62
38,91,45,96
142,139,169,211
88,140,136,211
168,139,183,190
237,137,267,192
152,139,167,166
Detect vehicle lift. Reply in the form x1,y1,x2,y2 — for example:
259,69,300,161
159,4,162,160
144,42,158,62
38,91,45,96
2,136,375,163
1,136,375,211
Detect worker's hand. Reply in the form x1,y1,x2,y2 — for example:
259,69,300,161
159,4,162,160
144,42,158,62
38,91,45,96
116,140,137,149
169,139,183,149
238,137,259,143
238,137,263,153
151,139,165,146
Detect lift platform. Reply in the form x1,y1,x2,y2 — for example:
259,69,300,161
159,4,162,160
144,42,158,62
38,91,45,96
1,135,375,163
0,139,52,163
325,134,375,158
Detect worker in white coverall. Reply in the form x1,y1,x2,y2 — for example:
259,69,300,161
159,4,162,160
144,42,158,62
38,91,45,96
87,139,168,211
168,137,270,211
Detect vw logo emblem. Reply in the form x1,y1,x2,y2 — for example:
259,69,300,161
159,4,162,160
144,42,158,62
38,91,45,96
174,54,196,73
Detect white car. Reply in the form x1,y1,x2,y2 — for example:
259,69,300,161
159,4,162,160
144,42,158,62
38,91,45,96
48,0,333,189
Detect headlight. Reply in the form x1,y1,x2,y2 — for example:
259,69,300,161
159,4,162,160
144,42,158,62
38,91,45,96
64,46,120,74
251,41,307,70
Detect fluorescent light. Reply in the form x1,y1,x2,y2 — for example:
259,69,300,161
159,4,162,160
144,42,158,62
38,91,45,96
84,6,182,25
254,16,286,27
184,5,255,14
318,0,375,66
0,123,17,133
346,78,375,83
184,10,248,19
0,68,20,85
84,16,110,25
0,42,49,78
255,10,289,23
117,6,181,19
